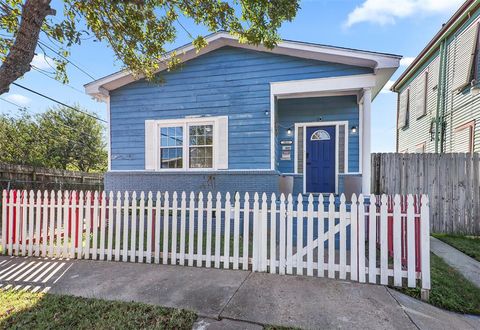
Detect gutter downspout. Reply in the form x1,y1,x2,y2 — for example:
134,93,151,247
435,39,448,153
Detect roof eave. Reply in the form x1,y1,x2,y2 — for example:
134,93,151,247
391,0,479,92
85,32,401,100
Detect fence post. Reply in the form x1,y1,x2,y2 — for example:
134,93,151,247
1,190,7,253
252,193,259,272
261,193,268,272
421,194,431,300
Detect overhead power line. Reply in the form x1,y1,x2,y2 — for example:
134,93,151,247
0,98,99,148
37,40,97,81
1,97,92,133
11,82,107,123
31,65,86,94
0,97,27,110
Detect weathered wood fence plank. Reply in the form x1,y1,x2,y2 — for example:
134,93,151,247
372,153,480,235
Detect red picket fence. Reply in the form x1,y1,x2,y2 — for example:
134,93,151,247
3,190,100,248
373,195,422,272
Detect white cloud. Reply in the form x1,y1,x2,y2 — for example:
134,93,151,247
381,80,394,93
31,53,55,70
345,0,464,27
4,94,31,107
400,57,415,67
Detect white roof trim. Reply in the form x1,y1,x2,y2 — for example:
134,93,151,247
85,32,401,101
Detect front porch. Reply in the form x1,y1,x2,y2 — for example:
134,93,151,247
270,74,373,196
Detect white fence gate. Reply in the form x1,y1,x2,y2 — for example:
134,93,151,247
1,190,430,291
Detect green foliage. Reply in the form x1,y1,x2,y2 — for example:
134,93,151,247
0,106,107,172
1,0,300,84
432,234,480,262
0,289,197,329
395,253,480,315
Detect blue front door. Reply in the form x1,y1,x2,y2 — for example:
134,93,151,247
306,126,336,193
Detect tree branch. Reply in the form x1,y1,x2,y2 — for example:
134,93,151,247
0,0,56,95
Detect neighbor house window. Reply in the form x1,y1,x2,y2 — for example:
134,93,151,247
160,127,183,168
415,142,426,153
452,22,480,91
189,124,213,168
453,121,475,153
144,116,229,171
398,88,410,129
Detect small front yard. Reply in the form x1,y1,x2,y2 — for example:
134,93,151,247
395,253,480,315
432,233,480,262
0,289,197,329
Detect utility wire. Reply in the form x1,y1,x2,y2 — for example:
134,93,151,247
11,82,107,123
0,97,99,140
31,65,86,94
0,97,27,110
37,39,97,81
0,0,97,81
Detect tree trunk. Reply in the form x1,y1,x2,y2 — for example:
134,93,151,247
0,0,55,95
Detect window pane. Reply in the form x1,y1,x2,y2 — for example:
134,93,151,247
161,147,183,168
160,126,183,147
189,124,213,146
189,146,213,168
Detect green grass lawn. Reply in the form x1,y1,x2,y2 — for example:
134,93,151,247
0,289,197,329
432,233,480,262
395,253,480,315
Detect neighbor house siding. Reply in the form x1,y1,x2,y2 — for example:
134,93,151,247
443,14,480,153
397,53,440,153
109,46,371,171
397,7,480,153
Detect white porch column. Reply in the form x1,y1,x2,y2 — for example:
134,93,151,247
361,88,372,194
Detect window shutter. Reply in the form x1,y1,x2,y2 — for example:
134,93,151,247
215,116,229,169
453,23,479,91
416,71,428,118
427,56,440,114
398,88,409,129
454,124,474,153
145,120,157,170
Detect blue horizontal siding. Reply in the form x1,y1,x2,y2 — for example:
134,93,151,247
276,96,360,174
110,46,371,170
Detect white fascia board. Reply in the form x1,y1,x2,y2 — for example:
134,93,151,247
270,74,377,96
85,32,400,100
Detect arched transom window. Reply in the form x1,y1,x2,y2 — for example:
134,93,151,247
310,129,331,141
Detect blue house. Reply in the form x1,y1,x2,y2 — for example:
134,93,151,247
85,32,400,196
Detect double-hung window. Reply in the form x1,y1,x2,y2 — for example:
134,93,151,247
145,116,228,171
160,127,183,168
189,124,214,168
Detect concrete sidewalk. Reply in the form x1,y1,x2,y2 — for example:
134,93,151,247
1,255,480,329
430,236,480,288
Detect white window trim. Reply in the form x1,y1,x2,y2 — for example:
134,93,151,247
149,116,227,171
293,121,349,195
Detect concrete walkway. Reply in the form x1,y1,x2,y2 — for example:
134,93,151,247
430,236,480,287
1,255,480,329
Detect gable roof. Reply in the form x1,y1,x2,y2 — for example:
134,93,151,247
85,31,401,101
392,0,479,92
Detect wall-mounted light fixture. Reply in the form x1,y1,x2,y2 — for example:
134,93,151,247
350,125,358,134
471,81,480,96
286,128,293,136
265,110,270,116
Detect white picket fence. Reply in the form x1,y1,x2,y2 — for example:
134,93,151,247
1,190,430,290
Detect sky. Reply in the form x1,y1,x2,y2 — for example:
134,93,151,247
0,0,465,152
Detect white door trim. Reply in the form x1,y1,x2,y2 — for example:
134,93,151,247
296,121,348,194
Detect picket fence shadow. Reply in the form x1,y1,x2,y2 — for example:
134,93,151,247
1,190,430,292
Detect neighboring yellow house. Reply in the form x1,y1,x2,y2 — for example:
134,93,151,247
392,0,480,153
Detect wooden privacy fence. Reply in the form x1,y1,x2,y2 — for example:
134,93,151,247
0,163,103,191
1,190,430,291
372,153,480,235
